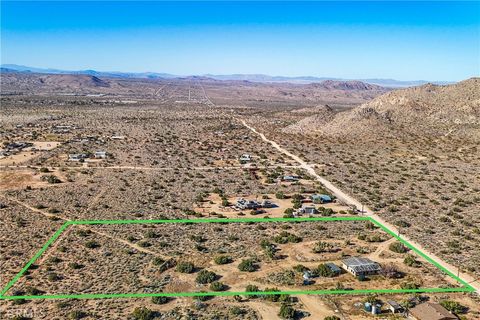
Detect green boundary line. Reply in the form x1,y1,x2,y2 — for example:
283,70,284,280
0,217,475,300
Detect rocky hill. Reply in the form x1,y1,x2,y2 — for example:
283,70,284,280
308,80,384,91
285,78,480,139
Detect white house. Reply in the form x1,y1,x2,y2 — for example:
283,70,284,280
239,154,252,162
94,151,107,159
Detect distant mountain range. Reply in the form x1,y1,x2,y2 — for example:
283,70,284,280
1,64,454,88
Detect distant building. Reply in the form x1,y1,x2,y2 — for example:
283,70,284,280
68,154,87,161
282,175,300,182
342,257,381,277
408,302,457,320
311,194,332,204
239,154,252,162
94,151,107,159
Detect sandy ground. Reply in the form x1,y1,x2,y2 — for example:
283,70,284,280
0,169,67,191
195,193,352,218
0,141,61,166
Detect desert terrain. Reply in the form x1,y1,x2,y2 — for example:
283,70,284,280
1,72,479,319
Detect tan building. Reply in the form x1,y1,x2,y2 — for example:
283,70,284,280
409,302,458,320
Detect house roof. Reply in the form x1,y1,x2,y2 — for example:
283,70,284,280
342,257,381,273
311,194,332,201
409,302,457,320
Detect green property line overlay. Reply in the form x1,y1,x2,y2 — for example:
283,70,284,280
0,216,475,300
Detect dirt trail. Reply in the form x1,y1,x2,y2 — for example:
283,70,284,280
240,119,480,294
298,295,333,319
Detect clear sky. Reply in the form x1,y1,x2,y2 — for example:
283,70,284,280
1,1,479,81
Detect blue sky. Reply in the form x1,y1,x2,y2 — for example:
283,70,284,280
1,1,479,81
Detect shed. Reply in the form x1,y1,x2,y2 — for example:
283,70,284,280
94,151,107,159
325,262,342,275
239,154,252,162
387,300,404,313
282,175,300,182
299,206,318,215
68,154,87,162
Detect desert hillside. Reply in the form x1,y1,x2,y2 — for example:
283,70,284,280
286,78,480,138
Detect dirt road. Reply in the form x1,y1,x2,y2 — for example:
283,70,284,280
240,119,480,294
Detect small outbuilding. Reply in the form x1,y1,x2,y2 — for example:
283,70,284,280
239,154,252,162
342,257,381,277
282,175,300,182
68,154,87,162
387,300,404,314
298,206,318,215
325,262,342,275
94,151,107,159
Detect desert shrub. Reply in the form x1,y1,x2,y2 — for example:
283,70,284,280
42,175,62,184
84,240,100,249
152,257,165,266
245,284,260,298
278,304,296,320
190,234,206,243
196,270,217,284
324,317,341,320
283,208,294,218
275,191,285,199
151,296,169,305
395,220,411,228
401,282,420,290
380,263,402,279
292,264,308,273
77,229,92,237
176,261,194,273
131,307,157,320
273,231,302,244
263,287,287,302
68,310,87,320
138,241,151,248
389,242,408,253
404,254,421,267
214,255,232,265
145,230,159,238
193,291,210,301
24,286,42,295
209,281,226,291
48,256,62,264
440,300,467,314
69,262,84,269
317,264,335,277
47,272,60,281
238,259,257,272
312,241,336,253
230,306,246,316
